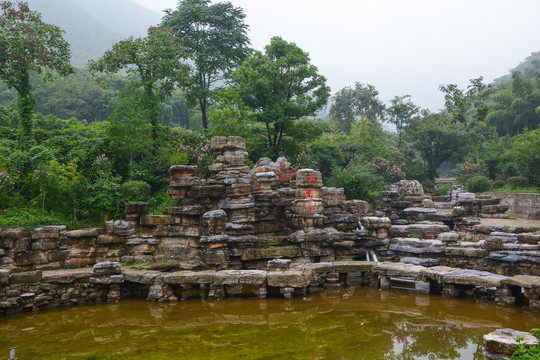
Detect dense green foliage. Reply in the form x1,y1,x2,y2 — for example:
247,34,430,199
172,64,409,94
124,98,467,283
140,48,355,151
88,26,191,138
233,36,330,158
0,0,539,229
509,329,540,360
162,0,251,129
329,82,385,134
0,1,73,142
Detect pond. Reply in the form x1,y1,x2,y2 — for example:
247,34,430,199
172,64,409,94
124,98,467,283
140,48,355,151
0,288,538,359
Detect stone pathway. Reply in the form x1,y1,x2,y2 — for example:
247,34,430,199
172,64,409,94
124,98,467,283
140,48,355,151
480,217,540,229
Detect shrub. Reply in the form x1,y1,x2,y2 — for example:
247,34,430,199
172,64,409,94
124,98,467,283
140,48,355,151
507,176,529,189
436,183,451,196
492,180,506,189
421,179,434,188
466,175,492,193
454,159,488,185
349,156,406,183
327,165,384,205
121,180,152,203
510,328,540,359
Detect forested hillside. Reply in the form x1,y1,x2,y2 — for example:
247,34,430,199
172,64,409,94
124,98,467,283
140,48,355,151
27,0,161,67
0,0,538,229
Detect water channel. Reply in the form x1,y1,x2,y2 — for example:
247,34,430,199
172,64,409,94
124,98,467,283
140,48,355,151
1,288,538,359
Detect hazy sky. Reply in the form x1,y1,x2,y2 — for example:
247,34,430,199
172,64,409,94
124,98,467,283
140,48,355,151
134,0,540,111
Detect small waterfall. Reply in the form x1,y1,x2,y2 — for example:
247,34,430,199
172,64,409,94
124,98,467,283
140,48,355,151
368,249,378,263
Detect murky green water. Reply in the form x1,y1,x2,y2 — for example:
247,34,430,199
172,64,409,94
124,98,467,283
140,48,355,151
0,288,538,359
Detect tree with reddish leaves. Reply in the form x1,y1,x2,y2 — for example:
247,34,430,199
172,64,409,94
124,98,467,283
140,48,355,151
0,1,73,143
329,82,385,134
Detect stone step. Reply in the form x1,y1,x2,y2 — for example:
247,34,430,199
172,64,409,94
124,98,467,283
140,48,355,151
389,238,445,254
389,224,451,239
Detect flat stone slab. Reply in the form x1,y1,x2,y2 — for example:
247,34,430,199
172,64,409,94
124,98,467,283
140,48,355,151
214,270,267,286
332,261,376,273
443,269,508,287
488,251,540,263
42,267,93,283
504,275,540,289
372,262,424,279
389,224,450,237
389,238,444,254
483,328,538,358
400,257,440,267
267,269,314,288
421,266,457,282
163,270,216,285
290,262,333,273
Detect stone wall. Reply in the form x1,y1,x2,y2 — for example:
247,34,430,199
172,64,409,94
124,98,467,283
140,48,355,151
0,262,122,316
488,193,540,220
1,136,539,308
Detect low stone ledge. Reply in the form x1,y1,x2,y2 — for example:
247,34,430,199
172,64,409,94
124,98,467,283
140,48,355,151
214,270,267,286
65,228,101,238
389,238,445,254
372,262,424,279
267,269,314,288
445,247,486,258
504,275,540,289
163,270,216,285
442,269,508,287
332,261,376,273
9,270,42,284
483,328,537,359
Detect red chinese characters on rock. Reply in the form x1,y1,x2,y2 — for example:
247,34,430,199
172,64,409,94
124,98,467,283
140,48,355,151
305,173,316,214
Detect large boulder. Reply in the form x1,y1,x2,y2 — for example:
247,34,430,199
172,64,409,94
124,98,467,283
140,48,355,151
397,180,424,197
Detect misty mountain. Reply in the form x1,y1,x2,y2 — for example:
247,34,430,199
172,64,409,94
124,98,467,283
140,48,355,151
493,50,540,84
27,0,162,68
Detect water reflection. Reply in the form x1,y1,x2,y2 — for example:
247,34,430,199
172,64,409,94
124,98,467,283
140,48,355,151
0,288,538,359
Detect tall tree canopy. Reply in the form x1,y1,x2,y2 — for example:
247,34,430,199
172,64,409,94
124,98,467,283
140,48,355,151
0,0,73,142
233,36,330,158
386,95,419,149
329,82,385,133
486,70,540,136
88,26,190,138
161,0,251,129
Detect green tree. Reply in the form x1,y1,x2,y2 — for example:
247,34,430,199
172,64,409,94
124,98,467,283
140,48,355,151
502,127,540,186
161,0,251,129
329,82,385,133
88,26,190,138
439,77,492,162
208,87,256,138
0,1,73,142
406,112,468,180
386,94,419,149
486,70,540,136
233,36,330,158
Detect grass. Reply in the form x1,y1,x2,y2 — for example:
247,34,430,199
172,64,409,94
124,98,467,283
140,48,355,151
120,259,151,267
487,186,540,194
436,183,452,195
0,208,102,230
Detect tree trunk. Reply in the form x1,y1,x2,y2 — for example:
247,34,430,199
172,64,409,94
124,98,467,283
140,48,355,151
18,71,35,142
200,98,208,129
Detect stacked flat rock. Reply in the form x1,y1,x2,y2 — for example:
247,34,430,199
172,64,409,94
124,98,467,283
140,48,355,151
477,195,509,219
167,165,201,200
292,169,324,231
380,180,430,216
210,136,249,174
